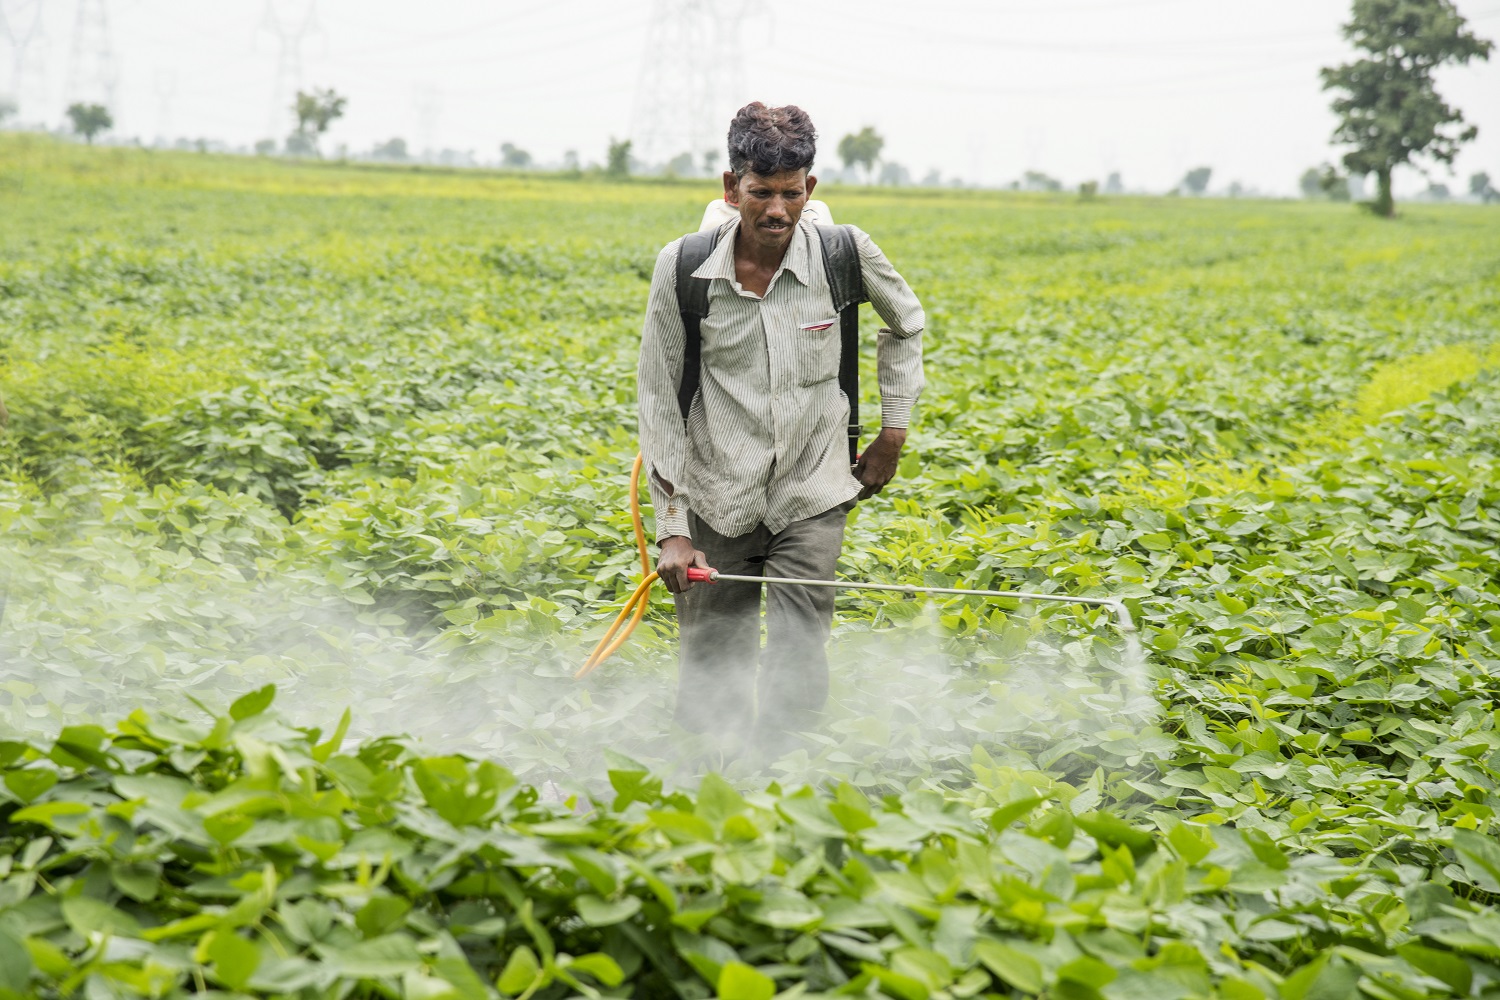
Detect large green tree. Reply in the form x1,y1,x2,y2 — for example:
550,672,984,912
289,87,347,156
1320,0,1492,217
837,127,884,183
65,102,112,144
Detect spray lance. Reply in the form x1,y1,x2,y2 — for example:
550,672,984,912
576,455,1135,678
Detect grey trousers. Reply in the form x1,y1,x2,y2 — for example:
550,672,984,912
673,502,851,737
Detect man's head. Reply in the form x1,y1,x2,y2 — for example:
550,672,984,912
723,102,818,252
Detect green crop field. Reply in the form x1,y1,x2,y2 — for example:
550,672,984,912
3,132,1500,998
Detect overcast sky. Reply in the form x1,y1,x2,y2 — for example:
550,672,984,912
3,0,1498,196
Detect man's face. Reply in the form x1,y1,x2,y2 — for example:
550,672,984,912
724,168,818,252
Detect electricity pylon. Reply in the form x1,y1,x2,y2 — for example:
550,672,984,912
260,0,320,138
1,0,50,118
631,0,747,169
153,68,175,142
65,0,116,112
413,83,441,160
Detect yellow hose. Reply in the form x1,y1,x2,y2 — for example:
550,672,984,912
576,454,655,677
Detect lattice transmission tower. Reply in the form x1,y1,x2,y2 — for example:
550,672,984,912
65,0,116,112
630,0,746,169
153,68,175,142
1,0,49,119
412,83,441,160
259,0,320,138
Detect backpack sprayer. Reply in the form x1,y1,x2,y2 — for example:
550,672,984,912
575,454,1135,678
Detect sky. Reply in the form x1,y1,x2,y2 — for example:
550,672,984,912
2,0,1498,197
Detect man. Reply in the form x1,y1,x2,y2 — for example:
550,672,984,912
637,102,925,745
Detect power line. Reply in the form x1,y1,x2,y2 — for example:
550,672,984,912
329,0,571,59
760,48,1337,103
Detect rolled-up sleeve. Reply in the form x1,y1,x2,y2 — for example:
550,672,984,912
852,227,926,429
637,240,693,541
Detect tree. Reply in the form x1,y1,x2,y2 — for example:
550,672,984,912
1299,167,1323,198
1321,0,1492,217
877,161,910,186
0,94,17,125
1319,164,1351,201
66,103,112,144
1180,166,1212,195
606,138,631,178
1470,171,1498,202
837,127,883,182
1104,171,1123,194
372,138,408,161
1079,180,1099,201
289,87,347,156
664,151,695,177
500,142,532,169
254,138,277,156
1022,170,1061,192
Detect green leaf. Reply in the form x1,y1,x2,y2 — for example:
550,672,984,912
1280,954,1359,1000
777,795,846,838
744,889,822,930
312,708,352,763
3,768,57,803
0,928,34,993
696,772,748,824
575,893,641,927
567,953,625,988
10,800,90,831
356,895,412,938
1396,942,1472,995
987,794,1044,831
1452,829,1500,892
565,849,619,896
975,939,1043,994
110,861,161,902
207,930,262,991
1057,955,1115,989
329,934,424,977
49,725,114,771
61,894,141,938
1241,828,1289,870
717,961,775,1000
498,945,542,996
1076,811,1156,857
230,684,277,720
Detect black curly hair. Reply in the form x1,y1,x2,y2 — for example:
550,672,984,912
726,102,817,178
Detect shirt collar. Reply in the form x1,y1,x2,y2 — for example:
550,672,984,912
691,217,813,287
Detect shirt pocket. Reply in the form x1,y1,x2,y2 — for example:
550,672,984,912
796,316,841,386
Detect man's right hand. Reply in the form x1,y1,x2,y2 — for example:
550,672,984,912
657,536,710,594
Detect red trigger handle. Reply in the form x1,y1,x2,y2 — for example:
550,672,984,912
686,567,718,583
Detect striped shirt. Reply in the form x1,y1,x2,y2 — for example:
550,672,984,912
638,216,925,542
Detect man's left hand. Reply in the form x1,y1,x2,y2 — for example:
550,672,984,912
854,427,907,500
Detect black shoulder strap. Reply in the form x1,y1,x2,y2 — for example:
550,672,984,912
816,224,866,464
673,222,867,464
674,227,720,420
